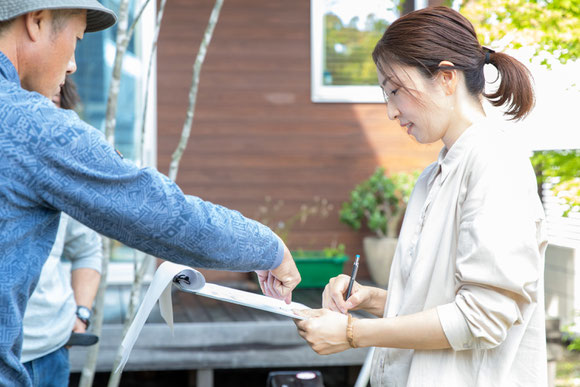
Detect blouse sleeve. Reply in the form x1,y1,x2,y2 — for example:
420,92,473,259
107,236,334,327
437,147,547,350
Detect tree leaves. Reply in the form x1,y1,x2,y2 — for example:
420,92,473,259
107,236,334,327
462,0,580,67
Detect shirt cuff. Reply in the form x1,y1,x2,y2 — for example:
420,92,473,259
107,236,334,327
269,237,285,270
71,258,102,273
437,302,476,351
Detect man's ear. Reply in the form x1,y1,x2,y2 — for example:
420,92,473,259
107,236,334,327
437,60,458,96
23,10,50,42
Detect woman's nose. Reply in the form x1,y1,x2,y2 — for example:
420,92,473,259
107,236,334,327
386,100,399,121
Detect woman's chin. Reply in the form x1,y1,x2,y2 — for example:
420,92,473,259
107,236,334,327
409,132,424,144
411,132,439,145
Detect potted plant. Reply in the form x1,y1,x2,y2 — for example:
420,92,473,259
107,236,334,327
255,196,348,288
291,242,348,288
339,167,418,287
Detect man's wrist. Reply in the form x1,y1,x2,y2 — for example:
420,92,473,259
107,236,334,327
76,306,92,328
270,237,285,270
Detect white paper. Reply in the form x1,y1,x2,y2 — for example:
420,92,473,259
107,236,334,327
116,262,204,373
115,261,309,374
177,282,309,320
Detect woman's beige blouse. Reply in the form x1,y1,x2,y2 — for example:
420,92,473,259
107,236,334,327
371,121,548,387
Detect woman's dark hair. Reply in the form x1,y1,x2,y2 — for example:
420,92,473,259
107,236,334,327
59,75,80,110
372,6,534,120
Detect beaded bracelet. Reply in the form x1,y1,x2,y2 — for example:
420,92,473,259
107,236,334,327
347,313,357,348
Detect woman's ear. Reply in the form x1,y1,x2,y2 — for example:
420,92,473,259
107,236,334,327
437,60,458,96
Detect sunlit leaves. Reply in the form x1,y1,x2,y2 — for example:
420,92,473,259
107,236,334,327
461,0,579,67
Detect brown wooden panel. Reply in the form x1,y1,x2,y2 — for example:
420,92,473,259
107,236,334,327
157,0,440,283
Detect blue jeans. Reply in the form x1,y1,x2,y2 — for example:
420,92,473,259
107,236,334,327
23,347,69,387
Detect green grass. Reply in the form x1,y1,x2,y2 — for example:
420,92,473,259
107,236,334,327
556,361,580,386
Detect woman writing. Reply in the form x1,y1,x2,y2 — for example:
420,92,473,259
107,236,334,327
295,6,547,386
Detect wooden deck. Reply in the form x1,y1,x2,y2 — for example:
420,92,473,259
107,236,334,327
69,282,372,377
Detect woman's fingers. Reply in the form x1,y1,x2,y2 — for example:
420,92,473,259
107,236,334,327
292,308,351,355
345,286,364,310
322,275,352,313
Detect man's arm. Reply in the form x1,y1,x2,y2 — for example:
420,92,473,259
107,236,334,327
71,267,100,333
26,107,293,276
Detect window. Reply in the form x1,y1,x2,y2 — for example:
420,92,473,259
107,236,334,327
72,0,157,282
311,0,427,103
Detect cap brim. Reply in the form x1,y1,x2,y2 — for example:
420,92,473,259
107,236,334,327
0,1,117,33
86,8,117,33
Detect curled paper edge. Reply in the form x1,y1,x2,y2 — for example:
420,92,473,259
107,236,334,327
115,261,205,374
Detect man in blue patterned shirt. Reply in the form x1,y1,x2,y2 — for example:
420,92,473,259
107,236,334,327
0,1,300,385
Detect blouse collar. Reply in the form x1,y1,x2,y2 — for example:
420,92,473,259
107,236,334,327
436,120,486,183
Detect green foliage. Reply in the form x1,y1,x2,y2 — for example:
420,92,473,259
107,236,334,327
291,244,346,259
531,150,580,216
323,12,390,85
323,243,346,258
568,338,580,352
531,150,580,183
340,167,419,238
556,361,580,382
461,0,580,67
562,321,580,352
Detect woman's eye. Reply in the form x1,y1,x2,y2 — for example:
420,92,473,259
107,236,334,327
391,89,398,96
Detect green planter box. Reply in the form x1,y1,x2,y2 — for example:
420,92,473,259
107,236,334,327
293,251,349,288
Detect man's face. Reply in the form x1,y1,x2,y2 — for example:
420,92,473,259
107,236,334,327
22,10,86,98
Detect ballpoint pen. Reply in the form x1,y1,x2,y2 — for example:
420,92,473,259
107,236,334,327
345,254,360,301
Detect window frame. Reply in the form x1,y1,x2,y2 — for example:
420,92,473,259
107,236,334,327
310,0,428,103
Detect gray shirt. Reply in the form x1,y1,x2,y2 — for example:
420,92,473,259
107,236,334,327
21,214,102,363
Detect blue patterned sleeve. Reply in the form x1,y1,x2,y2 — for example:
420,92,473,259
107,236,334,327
28,104,283,271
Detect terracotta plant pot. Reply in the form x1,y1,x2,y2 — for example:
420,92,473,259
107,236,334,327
363,236,398,288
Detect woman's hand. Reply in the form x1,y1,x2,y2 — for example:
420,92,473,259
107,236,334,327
322,274,374,314
294,309,351,355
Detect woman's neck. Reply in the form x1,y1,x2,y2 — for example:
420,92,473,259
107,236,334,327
442,94,486,149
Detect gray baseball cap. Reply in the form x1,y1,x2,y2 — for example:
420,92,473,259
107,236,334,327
0,0,117,33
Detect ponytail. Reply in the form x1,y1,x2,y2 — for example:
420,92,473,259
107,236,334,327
373,6,535,121
485,52,535,120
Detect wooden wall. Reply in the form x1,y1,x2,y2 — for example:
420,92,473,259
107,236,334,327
156,0,441,282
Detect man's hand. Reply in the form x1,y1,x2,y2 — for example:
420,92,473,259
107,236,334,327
67,317,88,348
256,242,300,304
73,317,88,333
